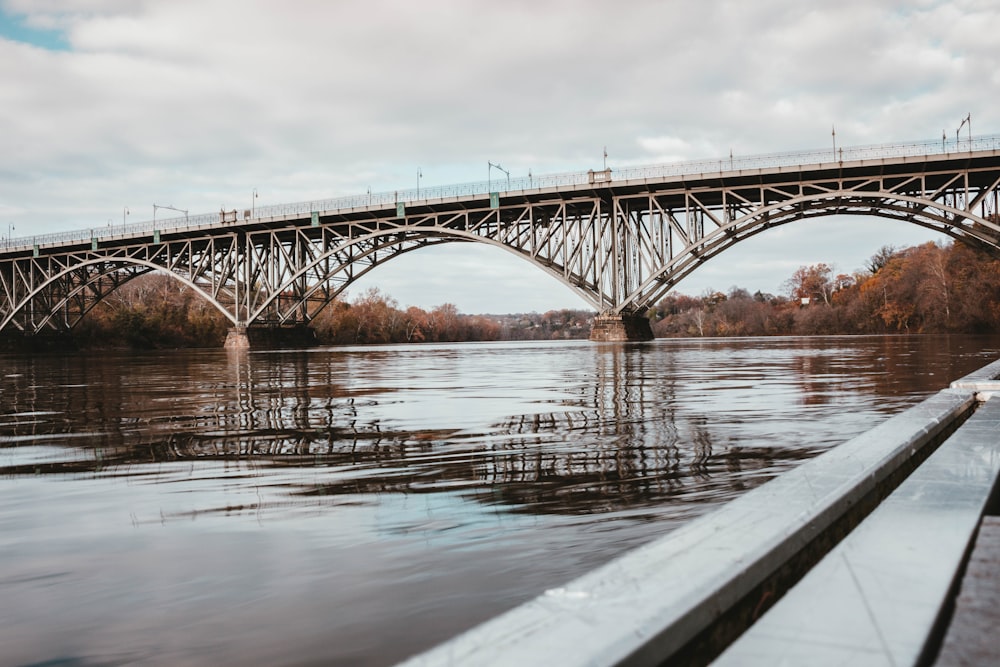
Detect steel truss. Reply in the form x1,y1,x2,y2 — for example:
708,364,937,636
3,149,1000,334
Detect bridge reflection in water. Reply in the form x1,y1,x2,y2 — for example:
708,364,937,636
2,337,982,520
0,344,829,521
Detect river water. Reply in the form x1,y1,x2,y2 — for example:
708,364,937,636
2,335,999,666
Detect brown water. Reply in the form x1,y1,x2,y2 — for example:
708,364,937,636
1,335,999,666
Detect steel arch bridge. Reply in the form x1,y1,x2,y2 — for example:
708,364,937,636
2,136,1000,344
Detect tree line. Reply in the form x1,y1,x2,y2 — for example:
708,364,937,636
58,239,1000,348
70,279,594,348
312,291,594,344
649,241,1000,337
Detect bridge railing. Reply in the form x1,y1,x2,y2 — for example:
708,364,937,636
6,134,1000,253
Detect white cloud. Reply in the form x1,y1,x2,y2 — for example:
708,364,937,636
1,0,998,311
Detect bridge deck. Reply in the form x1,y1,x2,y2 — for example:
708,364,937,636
4,136,1000,256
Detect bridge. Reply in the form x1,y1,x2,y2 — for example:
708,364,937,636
3,135,1000,346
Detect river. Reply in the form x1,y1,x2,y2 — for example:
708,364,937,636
2,335,999,666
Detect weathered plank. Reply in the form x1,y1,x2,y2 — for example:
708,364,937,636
935,515,1000,666
714,397,1000,667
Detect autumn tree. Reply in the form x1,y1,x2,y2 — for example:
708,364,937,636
75,272,229,348
785,263,834,305
865,245,898,274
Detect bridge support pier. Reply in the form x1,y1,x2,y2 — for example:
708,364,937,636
589,313,654,342
224,325,318,349
224,326,250,350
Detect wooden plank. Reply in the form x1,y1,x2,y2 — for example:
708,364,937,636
714,396,1000,667
935,515,1000,666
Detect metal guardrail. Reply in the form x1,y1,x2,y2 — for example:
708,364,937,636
6,134,1000,253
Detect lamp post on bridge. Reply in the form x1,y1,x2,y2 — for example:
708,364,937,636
123,206,129,231
957,113,972,151
488,161,509,192
153,204,189,225
417,168,422,198
252,188,258,218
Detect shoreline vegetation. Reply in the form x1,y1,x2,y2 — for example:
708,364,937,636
20,240,1000,349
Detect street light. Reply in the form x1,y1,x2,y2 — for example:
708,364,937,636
153,204,189,224
417,168,423,197
488,161,509,191
956,113,972,151
252,188,258,218
123,206,129,230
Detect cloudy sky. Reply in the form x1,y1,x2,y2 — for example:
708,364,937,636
1,0,997,313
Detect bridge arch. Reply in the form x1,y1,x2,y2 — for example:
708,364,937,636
249,226,605,326
621,190,1000,313
0,256,240,334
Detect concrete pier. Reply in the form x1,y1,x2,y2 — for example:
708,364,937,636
224,325,318,349
589,313,654,342
224,327,250,350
